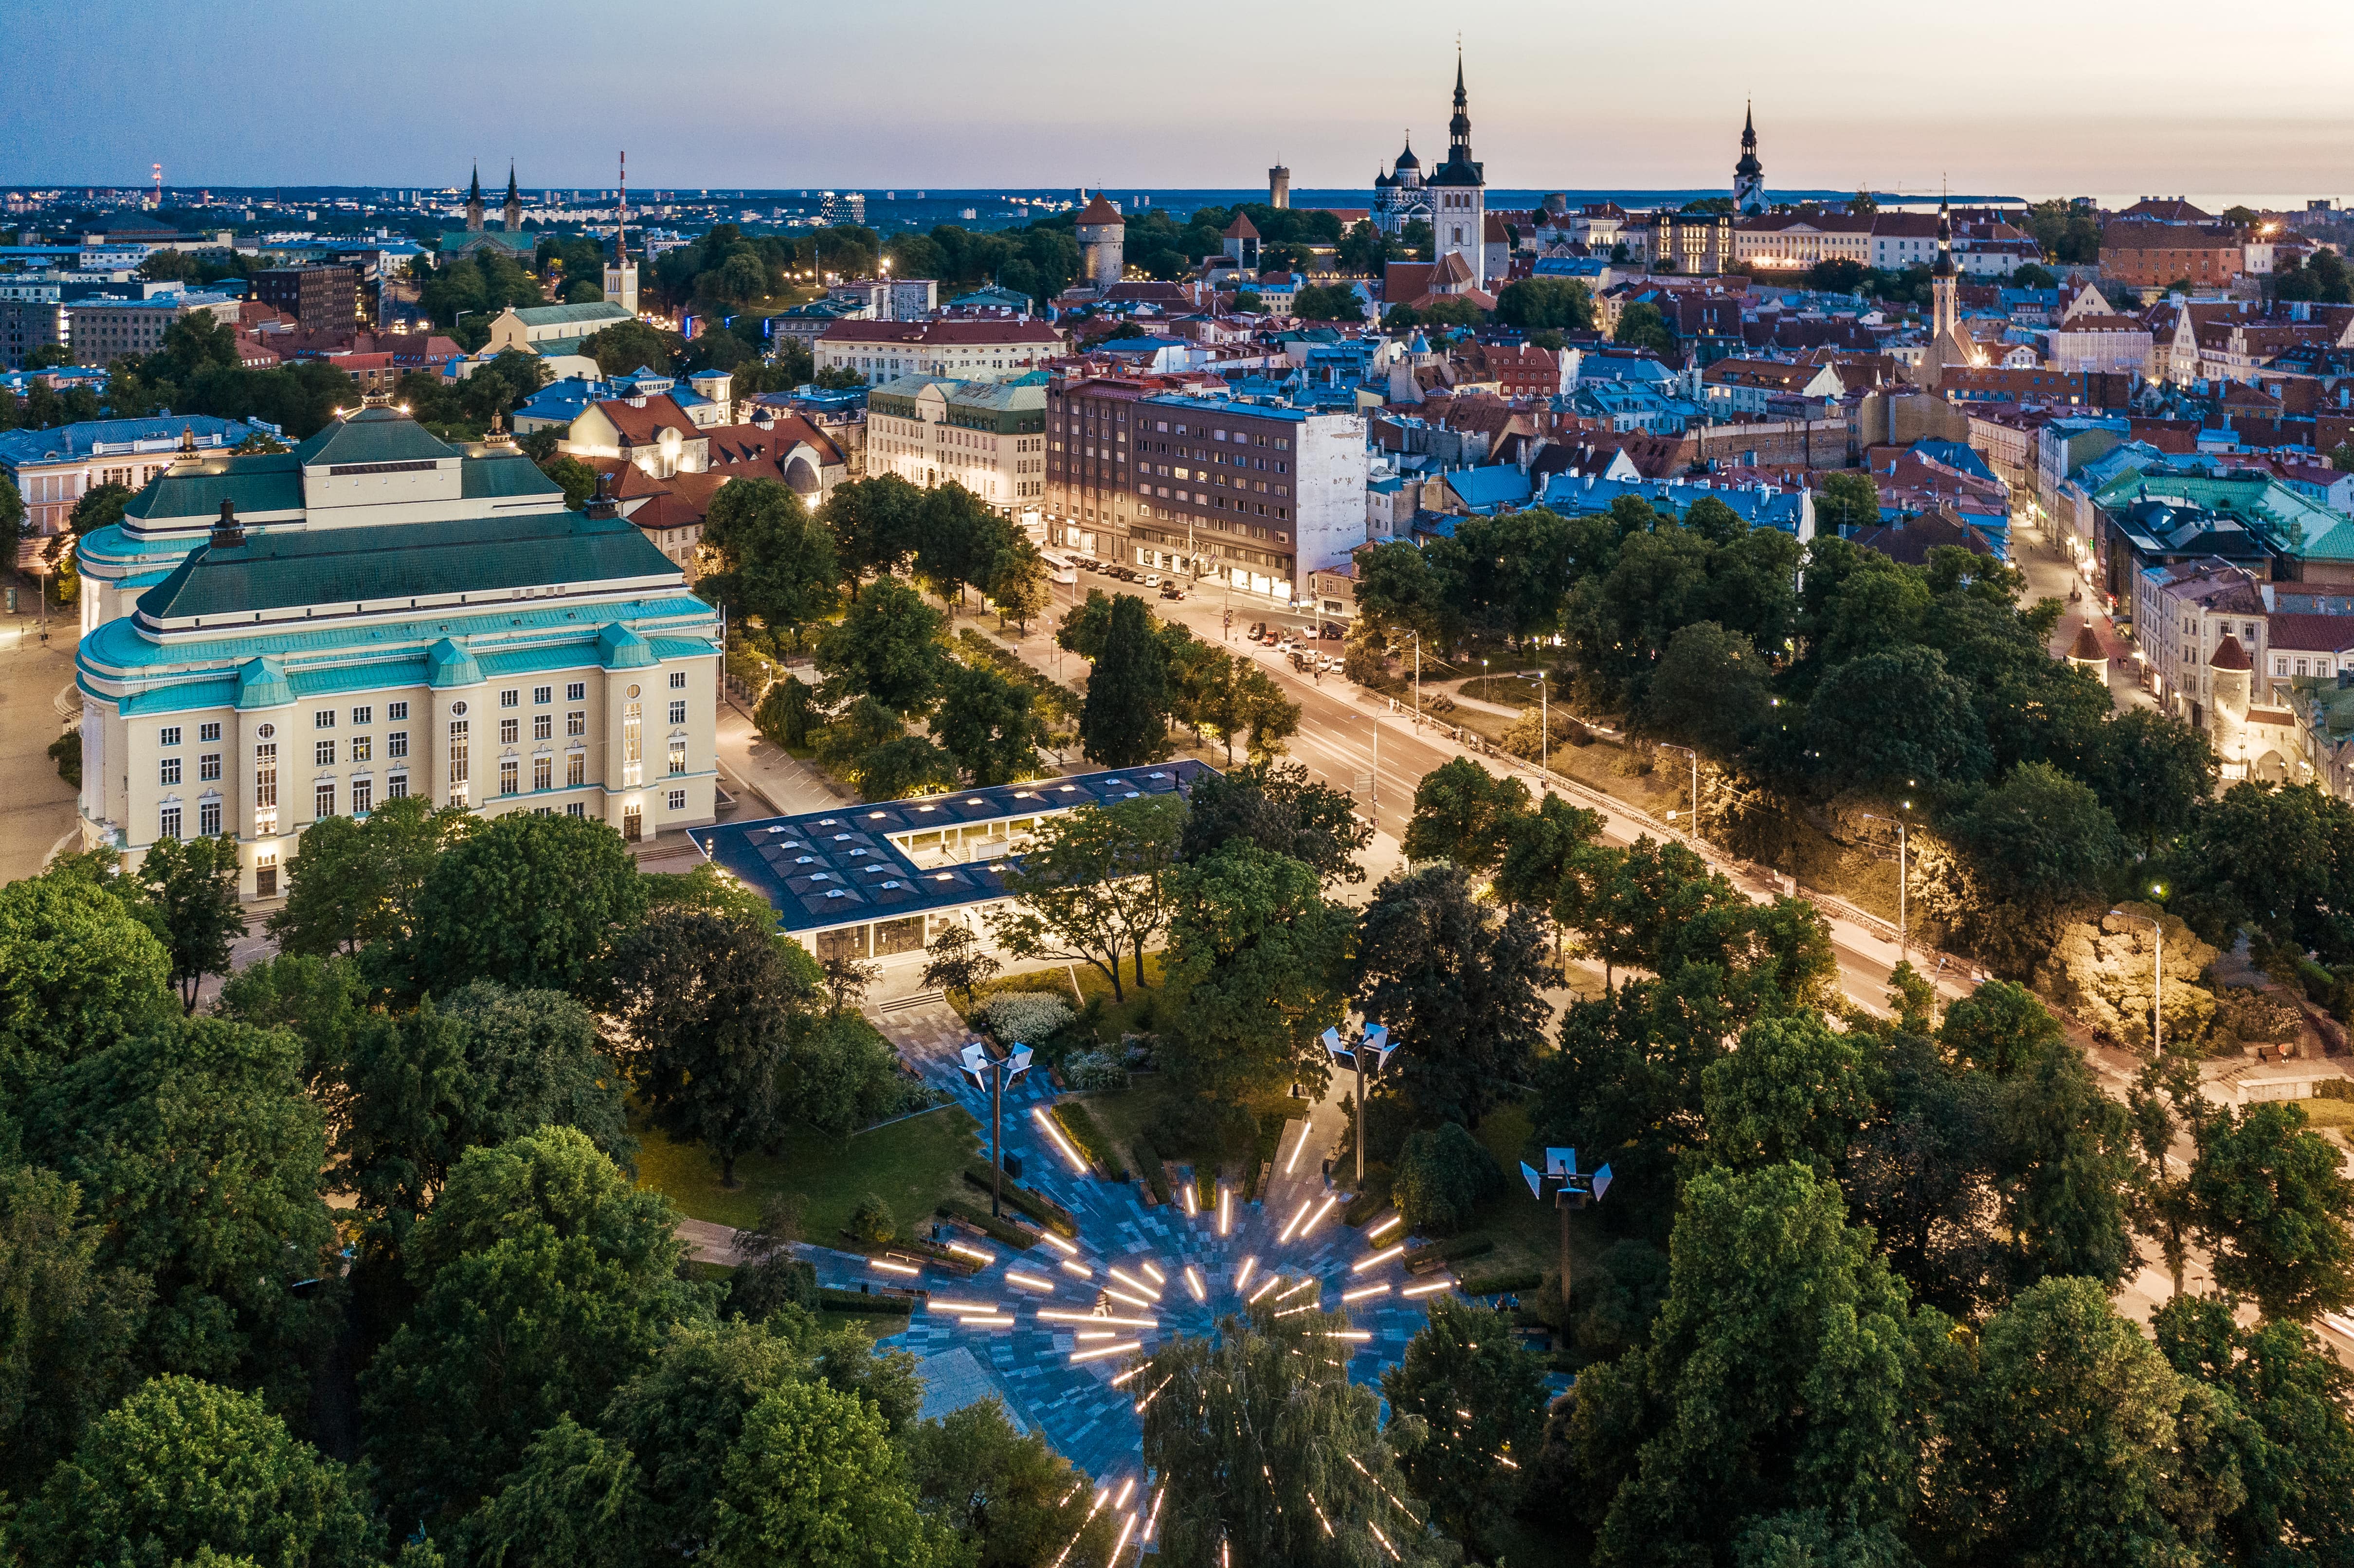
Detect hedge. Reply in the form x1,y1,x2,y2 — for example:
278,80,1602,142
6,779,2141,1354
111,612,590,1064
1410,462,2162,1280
937,1197,1041,1251
818,1286,917,1315
836,1234,981,1275
1457,1267,1543,1297
962,1164,1080,1237
1051,1100,1129,1180
1403,1232,1495,1273
1343,1165,1395,1227
1130,1134,1175,1208
1194,1169,1216,1211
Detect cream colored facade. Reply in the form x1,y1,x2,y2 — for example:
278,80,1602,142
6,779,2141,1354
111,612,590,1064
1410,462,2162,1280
74,405,717,899
866,375,1047,516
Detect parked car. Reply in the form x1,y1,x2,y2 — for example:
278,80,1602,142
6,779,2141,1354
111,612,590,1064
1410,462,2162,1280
1248,621,1268,641
1142,574,1160,587
1320,623,1344,640
1160,585,1184,601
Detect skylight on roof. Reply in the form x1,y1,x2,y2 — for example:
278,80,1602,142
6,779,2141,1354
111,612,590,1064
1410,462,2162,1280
869,811,888,819
934,873,956,882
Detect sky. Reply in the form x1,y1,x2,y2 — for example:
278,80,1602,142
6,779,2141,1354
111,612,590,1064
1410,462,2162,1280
14,0,2354,204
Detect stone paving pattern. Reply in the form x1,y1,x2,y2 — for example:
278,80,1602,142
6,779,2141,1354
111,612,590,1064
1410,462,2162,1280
802,1002,1448,1485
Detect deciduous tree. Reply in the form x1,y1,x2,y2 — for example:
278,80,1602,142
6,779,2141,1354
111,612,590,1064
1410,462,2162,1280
412,811,647,999
814,576,946,715
1161,845,1350,1103
608,909,803,1187
1078,593,1169,766
1381,1297,1547,1548
1354,864,1556,1128
127,831,246,1011
2191,1100,2354,1322
990,795,1186,1001
1400,757,1530,875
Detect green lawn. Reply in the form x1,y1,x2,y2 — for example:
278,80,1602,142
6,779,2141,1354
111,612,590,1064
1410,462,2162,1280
1445,1097,1618,1289
976,953,1177,1043
635,1103,981,1241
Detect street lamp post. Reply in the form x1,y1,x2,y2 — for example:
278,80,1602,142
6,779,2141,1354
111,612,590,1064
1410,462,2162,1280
1658,744,1699,846
1861,804,1914,963
959,1041,1034,1217
1322,1023,1395,1186
1537,669,1548,776
2109,896,2166,1056
1520,1149,1613,1312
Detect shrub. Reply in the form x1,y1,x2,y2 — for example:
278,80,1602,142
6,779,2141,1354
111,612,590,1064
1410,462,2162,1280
1063,1047,1130,1091
848,1192,896,1244
1343,1165,1396,1226
2210,985,2302,1052
1404,1232,1496,1272
976,989,1076,1046
1391,1122,1503,1235
753,672,818,748
937,1197,1040,1249
1131,1132,1175,1207
1500,707,1590,761
726,1253,818,1319
818,1286,913,1315
47,731,80,788
960,1164,1080,1236
1458,1267,1542,1297
1050,1100,1128,1179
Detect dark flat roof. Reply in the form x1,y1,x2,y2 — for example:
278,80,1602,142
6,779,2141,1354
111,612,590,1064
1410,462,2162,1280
688,760,1215,933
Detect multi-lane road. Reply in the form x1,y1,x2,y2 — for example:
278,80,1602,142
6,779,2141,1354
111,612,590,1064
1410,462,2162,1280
998,575,1975,1016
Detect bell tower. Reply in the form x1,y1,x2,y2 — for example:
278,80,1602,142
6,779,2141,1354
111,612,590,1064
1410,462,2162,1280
1733,103,1766,216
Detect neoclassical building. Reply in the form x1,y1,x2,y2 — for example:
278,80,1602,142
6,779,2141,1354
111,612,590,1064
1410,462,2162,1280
74,404,717,898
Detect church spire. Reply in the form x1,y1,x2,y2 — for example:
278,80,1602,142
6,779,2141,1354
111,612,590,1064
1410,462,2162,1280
505,162,518,199
503,162,522,232
465,164,484,234
1447,46,1472,162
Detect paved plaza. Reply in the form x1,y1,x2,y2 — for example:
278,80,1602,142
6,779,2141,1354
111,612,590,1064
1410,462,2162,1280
799,1002,1449,1484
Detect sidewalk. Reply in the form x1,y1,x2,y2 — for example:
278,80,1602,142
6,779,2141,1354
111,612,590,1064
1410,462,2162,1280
713,694,850,818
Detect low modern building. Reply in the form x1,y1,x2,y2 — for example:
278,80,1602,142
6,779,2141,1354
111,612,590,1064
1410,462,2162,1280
73,403,717,897
688,761,1214,967
866,373,1048,518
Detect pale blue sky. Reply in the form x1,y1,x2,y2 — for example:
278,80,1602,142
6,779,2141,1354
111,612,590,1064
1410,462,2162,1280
12,0,2352,201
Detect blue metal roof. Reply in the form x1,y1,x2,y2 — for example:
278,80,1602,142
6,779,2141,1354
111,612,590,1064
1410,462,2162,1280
1138,392,1314,424
690,760,1215,934
0,414,256,468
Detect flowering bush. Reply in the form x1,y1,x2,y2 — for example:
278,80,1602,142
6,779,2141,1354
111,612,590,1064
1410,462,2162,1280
975,990,1075,1046
1063,1048,1130,1091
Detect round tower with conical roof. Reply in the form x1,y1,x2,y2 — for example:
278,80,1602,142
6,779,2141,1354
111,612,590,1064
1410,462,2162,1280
1075,191,1125,289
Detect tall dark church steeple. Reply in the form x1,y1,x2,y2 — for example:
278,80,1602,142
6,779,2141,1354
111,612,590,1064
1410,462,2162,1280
503,162,522,233
1733,103,1766,216
465,164,484,233
1447,49,1473,164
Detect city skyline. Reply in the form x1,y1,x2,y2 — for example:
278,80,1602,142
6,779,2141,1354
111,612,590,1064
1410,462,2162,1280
15,0,2354,201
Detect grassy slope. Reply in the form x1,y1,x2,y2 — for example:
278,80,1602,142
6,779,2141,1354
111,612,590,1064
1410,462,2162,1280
635,1103,981,1239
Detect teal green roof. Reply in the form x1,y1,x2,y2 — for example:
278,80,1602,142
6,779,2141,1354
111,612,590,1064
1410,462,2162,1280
291,407,461,469
597,622,656,669
509,302,633,329
461,454,565,500
526,335,596,360
427,637,484,687
122,455,305,524
134,509,678,624
235,655,292,711
2092,468,2354,564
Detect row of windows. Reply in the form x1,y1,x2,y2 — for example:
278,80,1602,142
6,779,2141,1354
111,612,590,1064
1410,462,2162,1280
157,675,690,755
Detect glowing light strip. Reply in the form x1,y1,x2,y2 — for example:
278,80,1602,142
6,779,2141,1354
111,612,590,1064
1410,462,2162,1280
1060,1261,1094,1279
1134,1373,1175,1413
1144,1487,1165,1544
1181,1180,1197,1215
1069,1339,1142,1363
1277,1276,1319,1300
952,1314,1014,1327
1106,1266,1161,1300
1283,1120,1309,1175
1368,1522,1401,1562
1497,1453,1520,1469
870,1258,919,1276
1075,1330,1120,1340
944,1241,992,1262
1005,1271,1055,1292
1352,1244,1406,1273
1401,1278,1455,1297
1341,1282,1391,1302
1111,1509,1137,1562
1184,1265,1207,1301
1039,1309,1159,1328
1109,1364,1146,1388
1248,1276,1281,1303
1217,1185,1231,1236
1307,1488,1335,1537
1299,1194,1340,1238
1103,1286,1153,1310
1032,1107,1087,1172
1273,1303,1315,1317
1325,1329,1372,1341
1235,1255,1257,1291
1139,1261,1166,1285
1114,1477,1137,1509
1278,1199,1311,1243
1366,1214,1403,1241
1039,1232,1079,1257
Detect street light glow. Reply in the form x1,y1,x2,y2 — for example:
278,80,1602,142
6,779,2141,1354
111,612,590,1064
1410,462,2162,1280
1352,1244,1406,1272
